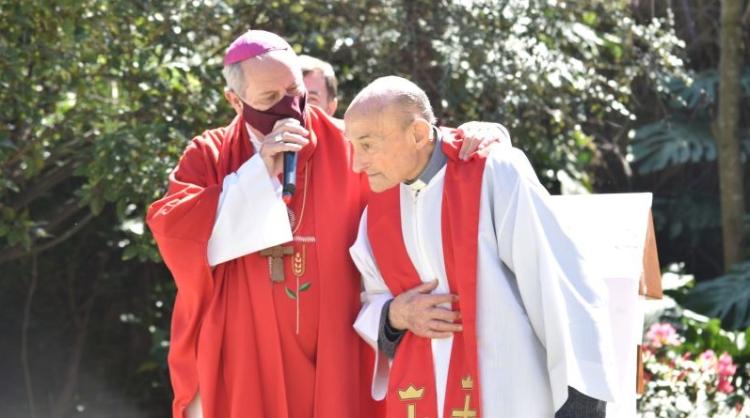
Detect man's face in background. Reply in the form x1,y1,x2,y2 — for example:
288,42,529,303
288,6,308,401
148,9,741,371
303,69,337,116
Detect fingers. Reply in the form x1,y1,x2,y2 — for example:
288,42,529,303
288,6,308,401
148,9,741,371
421,330,454,339
417,293,457,307
413,279,439,294
412,319,463,339
458,135,479,160
408,303,462,339
266,124,310,139
261,140,305,156
260,131,309,160
272,131,309,147
271,117,310,136
261,118,310,155
399,280,463,338
428,307,461,323
457,122,510,160
428,319,463,333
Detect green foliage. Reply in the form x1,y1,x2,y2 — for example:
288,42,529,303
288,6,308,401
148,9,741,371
634,117,718,174
683,262,750,331
420,0,684,189
632,68,750,175
641,311,750,414
628,7,750,278
679,315,750,361
0,0,704,414
0,0,235,263
0,0,685,261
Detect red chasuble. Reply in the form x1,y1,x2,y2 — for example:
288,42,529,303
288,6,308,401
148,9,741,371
367,129,487,418
147,106,378,418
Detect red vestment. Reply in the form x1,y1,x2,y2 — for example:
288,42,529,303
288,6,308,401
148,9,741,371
147,107,379,418
366,130,486,418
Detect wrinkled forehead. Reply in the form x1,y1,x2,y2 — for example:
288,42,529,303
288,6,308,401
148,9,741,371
345,100,405,141
344,114,376,140
243,50,302,91
303,70,328,93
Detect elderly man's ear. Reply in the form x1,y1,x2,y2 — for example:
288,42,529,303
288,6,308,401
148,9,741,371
224,90,244,116
411,118,434,150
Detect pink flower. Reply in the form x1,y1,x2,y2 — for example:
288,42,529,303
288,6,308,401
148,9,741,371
717,352,737,378
700,349,717,364
645,323,681,349
717,377,734,394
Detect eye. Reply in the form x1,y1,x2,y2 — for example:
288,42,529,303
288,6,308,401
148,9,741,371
361,143,371,152
288,84,303,96
262,94,279,105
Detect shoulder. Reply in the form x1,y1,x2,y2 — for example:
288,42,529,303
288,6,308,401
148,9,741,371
308,106,345,138
482,146,548,200
308,106,339,128
484,146,539,186
192,125,227,156
171,121,234,185
308,106,357,165
179,118,237,166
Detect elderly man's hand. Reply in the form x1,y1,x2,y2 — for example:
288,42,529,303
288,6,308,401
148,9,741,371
259,118,310,177
388,279,462,339
456,122,511,160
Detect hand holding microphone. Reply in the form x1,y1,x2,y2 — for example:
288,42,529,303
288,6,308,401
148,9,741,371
258,118,309,202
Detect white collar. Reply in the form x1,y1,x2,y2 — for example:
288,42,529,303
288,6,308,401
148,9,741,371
246,123,262,152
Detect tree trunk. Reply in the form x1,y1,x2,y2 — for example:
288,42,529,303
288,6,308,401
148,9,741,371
716,0,746,270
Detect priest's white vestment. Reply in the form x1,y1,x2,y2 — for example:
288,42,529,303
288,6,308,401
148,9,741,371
351,147,618,417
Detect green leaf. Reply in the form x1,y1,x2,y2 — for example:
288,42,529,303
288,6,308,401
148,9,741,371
582,11,597,26
285,287,297,300
682,261,750,330
135,361,158,374
629,117,750,174
299,282,311,292
122,245,138,261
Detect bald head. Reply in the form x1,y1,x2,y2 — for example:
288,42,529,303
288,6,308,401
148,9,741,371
345,76,436,129
344,76,437,192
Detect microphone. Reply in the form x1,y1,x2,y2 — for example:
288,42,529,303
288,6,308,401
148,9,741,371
282,151,297,204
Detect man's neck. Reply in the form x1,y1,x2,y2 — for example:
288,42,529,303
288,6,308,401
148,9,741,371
405,127,446,188
246,123,262,151
407,141,435,182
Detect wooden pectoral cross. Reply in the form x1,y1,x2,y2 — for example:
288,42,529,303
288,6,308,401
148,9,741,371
259,245,294,283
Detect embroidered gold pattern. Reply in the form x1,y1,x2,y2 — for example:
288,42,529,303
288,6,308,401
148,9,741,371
451,375,477,418
398,385,424,418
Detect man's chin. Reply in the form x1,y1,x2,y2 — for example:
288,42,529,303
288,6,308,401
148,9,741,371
368,180,397,194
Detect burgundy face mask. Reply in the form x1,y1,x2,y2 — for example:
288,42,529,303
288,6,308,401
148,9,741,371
241,92,307,135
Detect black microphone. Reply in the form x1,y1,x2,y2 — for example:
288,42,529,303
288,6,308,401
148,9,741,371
282,151,297,204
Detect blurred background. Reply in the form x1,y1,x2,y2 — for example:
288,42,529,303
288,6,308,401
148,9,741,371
0,0,748,416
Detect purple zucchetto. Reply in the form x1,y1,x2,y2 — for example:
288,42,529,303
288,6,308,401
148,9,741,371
223,30,292,66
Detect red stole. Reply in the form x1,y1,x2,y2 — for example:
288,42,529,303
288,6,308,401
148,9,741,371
147,107,377,418
367,129,487,418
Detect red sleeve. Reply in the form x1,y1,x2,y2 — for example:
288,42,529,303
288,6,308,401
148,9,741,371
147,138,220,294
145,138,220,413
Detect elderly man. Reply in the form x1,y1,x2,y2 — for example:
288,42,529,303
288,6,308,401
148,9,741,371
347,76,617,418
299,54,338,116
147,30,509,418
